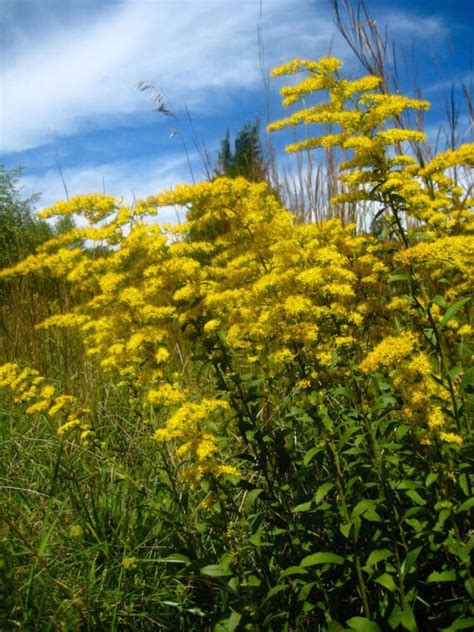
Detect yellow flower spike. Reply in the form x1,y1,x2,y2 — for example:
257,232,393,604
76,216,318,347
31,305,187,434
38,193,120,224
148,383,187,406
269,58,323,78
359,332,417,373
57,419,82,436
419,143,474,175
153,397,235,480
427,407,445,430
80,429,93,442
438,432,463,446
203,319,221,334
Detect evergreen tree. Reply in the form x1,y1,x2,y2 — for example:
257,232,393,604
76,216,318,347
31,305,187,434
216,131,233,177
214,120,267,182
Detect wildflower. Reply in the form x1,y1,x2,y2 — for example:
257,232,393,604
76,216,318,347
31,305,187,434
122,557,137,570
427,407,445,430
57,419,82,435
203,319,221,334
359,332,416,373
438,432,463,446
69,524,83,538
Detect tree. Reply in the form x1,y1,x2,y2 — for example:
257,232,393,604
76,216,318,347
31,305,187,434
214,120,267,182
0,166,52,267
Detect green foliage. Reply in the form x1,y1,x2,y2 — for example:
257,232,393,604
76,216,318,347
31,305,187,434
214,121,267,182
1,366,472,630
0,165,52,267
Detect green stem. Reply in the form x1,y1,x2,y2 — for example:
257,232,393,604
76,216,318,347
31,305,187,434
328,441,371,619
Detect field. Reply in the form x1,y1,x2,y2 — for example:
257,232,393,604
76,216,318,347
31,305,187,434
1,50,473,631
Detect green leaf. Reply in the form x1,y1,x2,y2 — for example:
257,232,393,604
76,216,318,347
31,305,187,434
292,500,313,513
427,570,457,582
227,611,242,632
200,564,233,577
396,480,422,490
331,386,353,399
401,605,417,631
446,536,471,563
301,552,344,567
425,472,439,487
351,499,382,522
440,297,471,330
465,578,474,599
396,424,410,440
422,327,436,344
340,522,352,538
315,482,335,505
214,611,242,632
458,474,469,496
456,497,474,513
303,446,320,466
405,489,426,506
346,616,381,631
388,273,410,284
153,554,191,564
461,367,474,391
401,547,422,575
303,600,315,613
432,295,447,308
440,618,474,632
244,574,261,587
280,565,308,578
248,529,265,547
364,509,382,522
263,584,288,602
374,573,397,592
388,604,403,629
365,549,393,569
352,499,374,518
298,581,315,601
243,488,263,514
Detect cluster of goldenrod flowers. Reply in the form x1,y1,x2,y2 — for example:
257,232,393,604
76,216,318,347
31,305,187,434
268,56,473,237
154,395,239,483
1,57,471,483
359,333,462,445
0,362,92,442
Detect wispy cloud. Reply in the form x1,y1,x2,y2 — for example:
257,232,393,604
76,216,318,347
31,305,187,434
382,10,449,40
20,153,197,216
1,0,335,153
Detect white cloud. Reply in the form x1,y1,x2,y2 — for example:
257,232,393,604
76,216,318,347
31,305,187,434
383,10,448,40
0,0,335,153
21,153,197,222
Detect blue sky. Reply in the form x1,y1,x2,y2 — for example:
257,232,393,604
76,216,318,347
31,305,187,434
1,0,472,217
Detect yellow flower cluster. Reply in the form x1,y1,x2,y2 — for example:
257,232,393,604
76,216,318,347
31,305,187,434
154,397,238,482
0,176,384,475
38,193,120,223
360,341,463,444
1,57,470,483
0,362,92,441
268,57,473,238
359,332,416,373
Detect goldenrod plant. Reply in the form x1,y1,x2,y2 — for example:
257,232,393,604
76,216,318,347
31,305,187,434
0,57,472,630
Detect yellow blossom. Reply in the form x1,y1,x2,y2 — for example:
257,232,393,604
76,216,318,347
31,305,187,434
359,332,417,373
